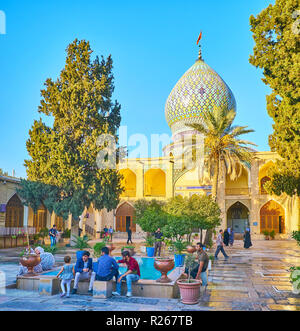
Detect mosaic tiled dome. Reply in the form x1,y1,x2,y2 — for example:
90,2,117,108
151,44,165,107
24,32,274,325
165,59,236,136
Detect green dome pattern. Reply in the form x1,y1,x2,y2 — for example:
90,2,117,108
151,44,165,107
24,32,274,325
165,59,236,135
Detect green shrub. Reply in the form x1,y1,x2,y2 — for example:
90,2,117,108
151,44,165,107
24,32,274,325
39,228,49,238
184,254,198,283
61,229,71,239
172,240,187,254
72,235,91,250
144,235,155,247
122,245,135,250
269,230,276,239
292,231,300,246
93,242,107,258
262,230,270,237
41,245,58,254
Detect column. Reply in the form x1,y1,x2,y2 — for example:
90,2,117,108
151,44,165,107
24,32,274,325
23,206,28,227
166,160,174,198
250,159,260,235
136,164,144,198
94,210,102,239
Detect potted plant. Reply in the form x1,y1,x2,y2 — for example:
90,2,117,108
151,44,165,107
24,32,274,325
173,240,187,267
38,228,49,245
121,245,135,257
145,235,155,257
177,254,201,305
263,230,270,240
72,235,91,259
19,231,41,277
290,267,300,294
269,230,276,240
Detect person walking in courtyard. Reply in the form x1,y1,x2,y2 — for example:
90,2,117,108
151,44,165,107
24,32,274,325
214,230,229,260
112,251,140,297
72,251,96,295
154,228,163,257
57,256,74,298
229,228,235,247
127,226,133,244
109,226,114,242
49,224,58,247
223,228,230,246
244,228,252,249
96,247,119,281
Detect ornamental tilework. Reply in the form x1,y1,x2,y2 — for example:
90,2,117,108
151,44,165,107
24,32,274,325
165,60,236,134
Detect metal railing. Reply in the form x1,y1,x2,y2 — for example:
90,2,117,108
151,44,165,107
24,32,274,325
85,224,95,237
0,227,36,237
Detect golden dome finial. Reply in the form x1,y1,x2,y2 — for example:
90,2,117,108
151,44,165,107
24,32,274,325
197,31,203,61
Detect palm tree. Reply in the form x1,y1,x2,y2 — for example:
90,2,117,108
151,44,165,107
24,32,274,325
175,106,256,244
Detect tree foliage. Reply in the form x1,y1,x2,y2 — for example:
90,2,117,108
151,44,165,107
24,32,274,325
186,106,256,200
0,169,8,176
134,199,168,233
20,39,123,219
250,0,300,196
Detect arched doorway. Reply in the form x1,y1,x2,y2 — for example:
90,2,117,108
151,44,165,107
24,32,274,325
260,200,285,234
120,169,137,197
227,202,250,233
5,194,24,227
33,204,47,232
116,202,136,233
144,169,166,197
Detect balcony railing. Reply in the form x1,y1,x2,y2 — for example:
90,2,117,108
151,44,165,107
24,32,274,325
225,188,250,196
0,227,36,237
121,189,136,198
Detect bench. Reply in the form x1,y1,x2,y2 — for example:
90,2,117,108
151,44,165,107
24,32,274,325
39,278,113,298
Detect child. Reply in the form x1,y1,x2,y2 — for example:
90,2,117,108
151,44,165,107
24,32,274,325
56,256,74,298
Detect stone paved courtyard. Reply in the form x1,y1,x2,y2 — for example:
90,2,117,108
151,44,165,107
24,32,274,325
0,240,299,311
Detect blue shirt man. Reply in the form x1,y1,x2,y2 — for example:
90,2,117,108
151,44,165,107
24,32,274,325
96,247,119,281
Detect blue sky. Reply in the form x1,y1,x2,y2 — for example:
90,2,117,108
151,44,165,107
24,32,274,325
0,0,274,178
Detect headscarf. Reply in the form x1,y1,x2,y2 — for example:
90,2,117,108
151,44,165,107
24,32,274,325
35,246,45,254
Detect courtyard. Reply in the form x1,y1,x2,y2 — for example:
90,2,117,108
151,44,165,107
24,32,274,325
0,239,299,311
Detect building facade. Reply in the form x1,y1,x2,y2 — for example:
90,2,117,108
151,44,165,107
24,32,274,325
1,46,299,241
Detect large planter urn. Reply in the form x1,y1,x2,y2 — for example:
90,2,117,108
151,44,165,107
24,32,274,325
154,258,175,283
20,254,41,277
186,246,196,254
177,279,201,305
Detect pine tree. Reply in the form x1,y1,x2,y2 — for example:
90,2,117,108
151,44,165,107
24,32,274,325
249,0,300,196
21,39,123,221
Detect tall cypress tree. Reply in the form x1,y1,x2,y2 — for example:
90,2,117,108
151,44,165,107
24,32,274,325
21,39,123,221
249,0,300,196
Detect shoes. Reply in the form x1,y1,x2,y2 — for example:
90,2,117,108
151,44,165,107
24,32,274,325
66,295,70,298
71,289,77,295
126,292,132,297
60,293,66,298
88,289,93,295
112,291,121,296
225,257,229,260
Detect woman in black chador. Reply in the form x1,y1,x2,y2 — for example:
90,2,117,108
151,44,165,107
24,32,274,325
223,229,230,246
244,229,252,249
